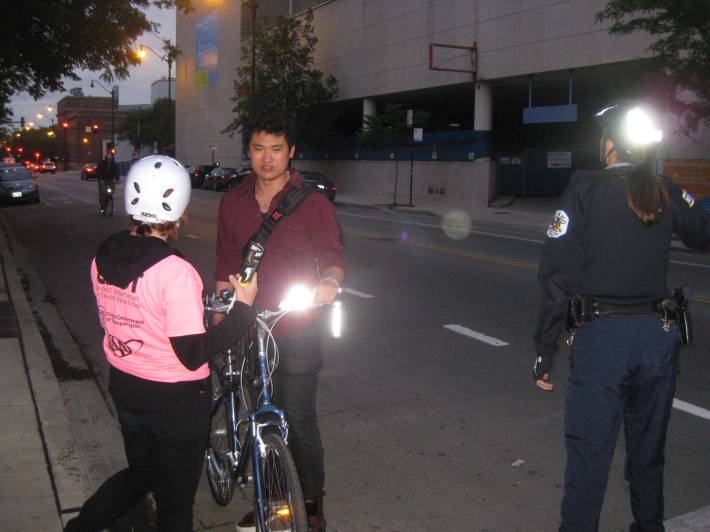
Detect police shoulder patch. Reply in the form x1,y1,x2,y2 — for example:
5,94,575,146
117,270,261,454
682,189,695,208
547,210,569,239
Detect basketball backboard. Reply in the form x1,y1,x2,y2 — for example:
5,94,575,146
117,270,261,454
428,42,477,77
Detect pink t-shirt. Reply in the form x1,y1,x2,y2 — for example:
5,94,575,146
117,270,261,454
91,255,208,382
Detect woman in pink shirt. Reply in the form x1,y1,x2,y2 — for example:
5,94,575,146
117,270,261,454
66,156,257,532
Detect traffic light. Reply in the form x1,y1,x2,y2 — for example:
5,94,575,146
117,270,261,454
20,117,25,128
4,146,10,153
61,121,69,129
91,123,100,134
82,137,89,144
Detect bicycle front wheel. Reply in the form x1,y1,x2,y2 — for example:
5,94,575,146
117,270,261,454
105,196,114,216
205,369,235,506
257,432,308,532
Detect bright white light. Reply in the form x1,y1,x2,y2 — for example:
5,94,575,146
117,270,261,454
330,301,342,338
279,285,314,312
624,108,663,145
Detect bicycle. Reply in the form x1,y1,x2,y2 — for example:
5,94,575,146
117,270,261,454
99,180,114,216
203,286,342,532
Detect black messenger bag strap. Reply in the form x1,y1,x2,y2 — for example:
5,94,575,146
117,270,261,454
238,186,317,283
249,185,315,247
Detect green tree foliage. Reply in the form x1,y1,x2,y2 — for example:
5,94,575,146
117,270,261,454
597,0,710,133
357,105,432,150
117,99,174,154
224,10,338,147
0,0,192,123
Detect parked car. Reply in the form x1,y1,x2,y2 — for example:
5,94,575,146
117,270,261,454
187,164,217,188
40,160,57,174
300,170,337,201
204,166,237,191
0,164,39,204
81,163,98,180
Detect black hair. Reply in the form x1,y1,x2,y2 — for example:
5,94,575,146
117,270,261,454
243,111,297,148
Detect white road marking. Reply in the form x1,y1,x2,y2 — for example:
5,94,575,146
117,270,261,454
665,504,710,530
669,259,710,270
673,398,710,421
186,233,200,239
342,287,374,299
40,198,54,206
444,324,509,346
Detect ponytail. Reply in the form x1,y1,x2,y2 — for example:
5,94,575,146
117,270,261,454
626,166,668,225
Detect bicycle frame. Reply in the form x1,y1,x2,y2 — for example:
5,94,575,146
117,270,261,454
206,295,308,530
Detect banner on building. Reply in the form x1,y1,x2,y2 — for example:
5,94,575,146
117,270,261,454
196,12,218,89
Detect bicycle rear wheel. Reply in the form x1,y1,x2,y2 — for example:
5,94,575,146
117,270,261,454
257,432,308,532
205,368,235,506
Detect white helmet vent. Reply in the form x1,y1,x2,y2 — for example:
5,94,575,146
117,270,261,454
162,202,172,211
133,182,141,193
154,161,162,169
130,197,139,205
163,188,174,198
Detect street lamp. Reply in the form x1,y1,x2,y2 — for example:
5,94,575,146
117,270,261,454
90,79,116,153
136,41,178,155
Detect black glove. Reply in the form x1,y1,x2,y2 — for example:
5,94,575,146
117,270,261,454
532,354,552,380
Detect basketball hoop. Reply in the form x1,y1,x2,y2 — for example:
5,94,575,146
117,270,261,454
428,42,477,78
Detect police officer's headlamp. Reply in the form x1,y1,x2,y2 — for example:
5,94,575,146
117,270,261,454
623,108,663,146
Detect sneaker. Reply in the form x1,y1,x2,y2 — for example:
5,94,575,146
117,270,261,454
306,498,327,532
235,510,256,532
307,514,327,532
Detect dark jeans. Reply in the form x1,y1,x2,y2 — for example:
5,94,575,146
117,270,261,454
65,401,210,532
272,330,325,501
560,315,679,532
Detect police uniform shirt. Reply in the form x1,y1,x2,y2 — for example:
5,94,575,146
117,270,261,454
534,167,710,358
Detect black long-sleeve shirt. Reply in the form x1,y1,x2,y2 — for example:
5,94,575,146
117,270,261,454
534,168,710,358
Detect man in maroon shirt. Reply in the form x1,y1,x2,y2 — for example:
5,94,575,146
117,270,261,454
214,114,345,532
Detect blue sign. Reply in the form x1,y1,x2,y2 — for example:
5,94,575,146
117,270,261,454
196,12,218,88
523,104,578,124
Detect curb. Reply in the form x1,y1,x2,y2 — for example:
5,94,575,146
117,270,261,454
0,216,91,529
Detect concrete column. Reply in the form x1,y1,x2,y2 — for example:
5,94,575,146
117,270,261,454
362,98,377,129
474,82,492,131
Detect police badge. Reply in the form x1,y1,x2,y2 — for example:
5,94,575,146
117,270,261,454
547,210,569,238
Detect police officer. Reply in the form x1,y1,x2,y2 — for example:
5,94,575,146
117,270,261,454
532,100,710,532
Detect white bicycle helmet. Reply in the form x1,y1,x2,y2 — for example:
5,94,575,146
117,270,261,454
125,155,191,223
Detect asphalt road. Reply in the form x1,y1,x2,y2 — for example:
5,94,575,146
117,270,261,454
3,171,710,531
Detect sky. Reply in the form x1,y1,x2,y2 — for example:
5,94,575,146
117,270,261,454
9,5,175,127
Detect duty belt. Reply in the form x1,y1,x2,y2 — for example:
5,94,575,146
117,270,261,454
566,288,692,345
567,297,659,327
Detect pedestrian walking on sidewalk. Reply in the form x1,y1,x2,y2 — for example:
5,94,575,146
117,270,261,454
532,100,710,532
65,155,258,532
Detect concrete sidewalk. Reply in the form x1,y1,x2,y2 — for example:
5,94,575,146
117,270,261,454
0,217,91,531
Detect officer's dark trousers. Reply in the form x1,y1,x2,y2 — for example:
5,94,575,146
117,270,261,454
273,330,325,501
560,315,679,532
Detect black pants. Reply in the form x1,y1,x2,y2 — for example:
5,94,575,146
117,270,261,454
560,315,679,532
272,330,325,501
98,180,112,208
65,401,210,532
